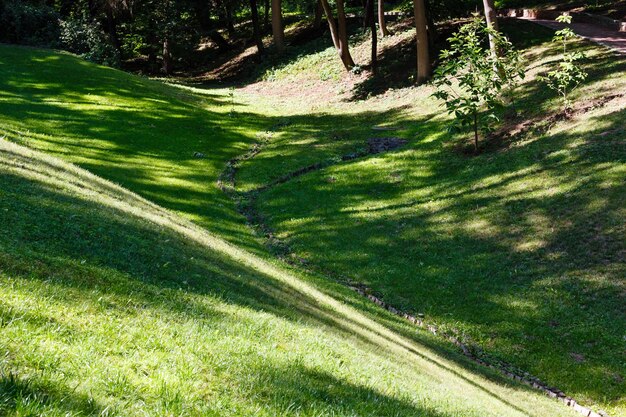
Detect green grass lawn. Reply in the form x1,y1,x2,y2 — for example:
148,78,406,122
0,44,583,416
233,20,626,415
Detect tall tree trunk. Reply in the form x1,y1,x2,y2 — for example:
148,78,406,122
314,0,323,29
366,0,377,73
320,0,339,49
377,0,390,37
193,0,231,52
105,8,121,52
209,30,231,52
413,0,430,84
264,0,270,31
425,0,436,55
225,7,236,37
272,0,285,52
162,37,173,75
482,0,499,56
250,0,264,52
215,0,229,31
336,0,355,69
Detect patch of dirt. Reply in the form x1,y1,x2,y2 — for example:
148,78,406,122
483,92,626,154
199,43,262,81
240,75,362,107
367,137,408,153
202,18,420,104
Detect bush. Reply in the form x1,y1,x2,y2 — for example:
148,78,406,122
60,16,120,67
0,0,60,46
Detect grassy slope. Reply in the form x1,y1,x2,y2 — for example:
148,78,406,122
233,20,626,414
0,46,265,253
0,45,579,416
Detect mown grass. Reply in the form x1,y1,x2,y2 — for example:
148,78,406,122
233,20,626,415
0,45,582,416
0,140,575,417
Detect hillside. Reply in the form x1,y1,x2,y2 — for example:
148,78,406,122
0,44,584,416
210,18,626,415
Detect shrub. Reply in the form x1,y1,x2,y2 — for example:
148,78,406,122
0,0,60,46
60,16,120,67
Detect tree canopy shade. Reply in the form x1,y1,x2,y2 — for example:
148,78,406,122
0,0,503,76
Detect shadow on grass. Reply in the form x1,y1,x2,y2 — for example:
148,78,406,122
253,102,626,406
0,44,274,255
0,39,623,412
246,363,463,417
0,159,539,416
0,372,107,416
224,29,626,403
349,33,417,101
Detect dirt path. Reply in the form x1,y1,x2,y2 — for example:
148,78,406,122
525,18,626,55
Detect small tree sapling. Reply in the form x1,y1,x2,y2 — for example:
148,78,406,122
541,14,588,113
432,16,523,152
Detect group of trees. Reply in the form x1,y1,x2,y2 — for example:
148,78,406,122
253,0,503,86
2,0,508,80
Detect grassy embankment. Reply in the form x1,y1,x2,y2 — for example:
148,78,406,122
0,44,582,416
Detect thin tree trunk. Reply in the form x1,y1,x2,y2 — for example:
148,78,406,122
192,0,232,53
336,0,355,69
162,37,173,75
482,0,499,56
250,0,264,53
272,0,285,52
473,111,479,152
320,0,339,49
413,0,430,84
366,0,377,73
314,0,323,29
378,0,390,37
59,0,73,16
87,0,98,19
147,31,158,72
